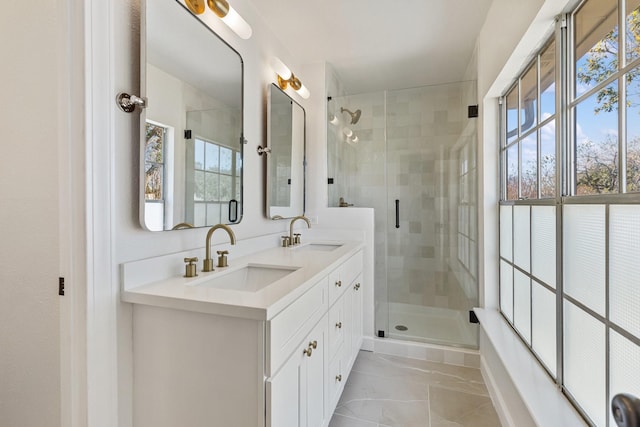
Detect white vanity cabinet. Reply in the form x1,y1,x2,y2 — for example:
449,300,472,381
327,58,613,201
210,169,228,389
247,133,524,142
267,250,363,427
128,245,363,427
325,261,364,417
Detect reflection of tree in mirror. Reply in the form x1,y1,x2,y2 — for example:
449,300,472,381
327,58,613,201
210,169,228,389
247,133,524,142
575,7,640,193
145,123,165,200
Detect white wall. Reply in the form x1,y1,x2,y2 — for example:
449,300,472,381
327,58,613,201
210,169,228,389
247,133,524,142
0,2,65,427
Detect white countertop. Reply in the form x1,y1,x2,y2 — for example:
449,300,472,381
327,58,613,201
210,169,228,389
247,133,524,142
121,240,364,321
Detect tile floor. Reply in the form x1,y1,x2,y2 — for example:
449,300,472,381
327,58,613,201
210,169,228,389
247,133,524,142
328,351,501,427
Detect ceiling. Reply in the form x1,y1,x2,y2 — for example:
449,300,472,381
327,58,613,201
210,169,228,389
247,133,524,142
248,0,494,95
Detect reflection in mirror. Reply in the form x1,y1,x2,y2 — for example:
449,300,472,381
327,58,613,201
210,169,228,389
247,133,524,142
266,84,305,219
141,0,243,231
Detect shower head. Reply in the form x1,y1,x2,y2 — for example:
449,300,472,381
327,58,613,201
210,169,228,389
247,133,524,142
340,107,362,125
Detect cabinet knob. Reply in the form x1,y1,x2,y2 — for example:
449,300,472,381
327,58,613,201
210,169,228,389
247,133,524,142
303,340,317,357
336,322,342,329
354,283,361,290
335,280,342,288
336,374,342,382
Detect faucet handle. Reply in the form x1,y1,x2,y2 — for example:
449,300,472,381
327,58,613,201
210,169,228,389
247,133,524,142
293,233,301,245
184,257,198,278
281,236,291,247
216,250,229,268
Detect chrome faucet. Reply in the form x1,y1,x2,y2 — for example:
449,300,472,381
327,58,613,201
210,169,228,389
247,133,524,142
203,224,237,272
289,215,311,245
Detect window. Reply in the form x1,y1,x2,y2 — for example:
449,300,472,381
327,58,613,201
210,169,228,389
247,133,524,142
144,121,167,231
502,40,557,200
145,122,166,202
457,142,477,278
192,138,241,226
499,1,640,425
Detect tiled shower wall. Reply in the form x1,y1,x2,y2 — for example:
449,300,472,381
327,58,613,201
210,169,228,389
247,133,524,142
327,81,479,342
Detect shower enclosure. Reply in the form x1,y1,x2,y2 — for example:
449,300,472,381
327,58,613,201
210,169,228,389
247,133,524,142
327,81,479,348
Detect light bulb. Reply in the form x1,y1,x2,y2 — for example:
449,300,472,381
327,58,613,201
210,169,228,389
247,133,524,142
271,57,292,80
221,6,252,39
297,83,310,99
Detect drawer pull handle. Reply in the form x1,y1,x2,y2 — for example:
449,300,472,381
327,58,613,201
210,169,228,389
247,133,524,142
303,347,313,357
335,280,342,288
336,322,342,329
336,374,342,382
310,340,318,349
354,283,361,290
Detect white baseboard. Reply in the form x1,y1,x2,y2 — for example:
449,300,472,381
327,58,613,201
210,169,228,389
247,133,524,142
362,336,480,368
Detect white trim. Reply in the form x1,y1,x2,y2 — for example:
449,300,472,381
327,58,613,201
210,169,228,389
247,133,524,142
59,0,89,425
85,0,118,425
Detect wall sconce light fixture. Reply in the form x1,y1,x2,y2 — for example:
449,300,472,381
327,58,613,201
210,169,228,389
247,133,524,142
272,57,310,99
185,0,252,40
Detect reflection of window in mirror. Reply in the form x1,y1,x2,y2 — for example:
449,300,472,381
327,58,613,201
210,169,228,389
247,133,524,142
144,120,174,231
190,138,241,227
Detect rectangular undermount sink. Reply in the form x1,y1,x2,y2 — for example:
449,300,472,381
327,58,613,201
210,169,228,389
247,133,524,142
294,243,343,252
198,264,299,292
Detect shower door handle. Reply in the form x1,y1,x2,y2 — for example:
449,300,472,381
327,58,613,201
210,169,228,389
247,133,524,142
395,199,399,229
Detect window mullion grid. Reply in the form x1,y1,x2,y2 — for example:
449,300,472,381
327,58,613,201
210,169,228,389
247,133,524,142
537,53,543,199
500,97,507,201
518,79,523,200
620,0,627,195
556,13,569,388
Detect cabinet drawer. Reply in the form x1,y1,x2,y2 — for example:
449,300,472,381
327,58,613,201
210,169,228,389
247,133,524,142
267,277,328,376
328,251,363,305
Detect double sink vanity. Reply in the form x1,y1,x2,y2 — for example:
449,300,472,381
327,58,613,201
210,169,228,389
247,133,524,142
122,231,364,427
121,0,366,425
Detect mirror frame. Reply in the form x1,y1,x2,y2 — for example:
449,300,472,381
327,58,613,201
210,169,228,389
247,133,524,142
265,83,306,219
139,0,245,231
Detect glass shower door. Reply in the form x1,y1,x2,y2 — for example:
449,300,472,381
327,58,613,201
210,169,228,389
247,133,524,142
385,82,479,348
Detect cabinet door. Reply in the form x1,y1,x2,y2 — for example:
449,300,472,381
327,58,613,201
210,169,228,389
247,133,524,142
267,315,327,427
267,348,302,427
328,344,344,411
305,318,327,427
328,296,345,360
341,287,352,366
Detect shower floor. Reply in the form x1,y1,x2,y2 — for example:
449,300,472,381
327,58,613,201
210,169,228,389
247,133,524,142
388,302,477,348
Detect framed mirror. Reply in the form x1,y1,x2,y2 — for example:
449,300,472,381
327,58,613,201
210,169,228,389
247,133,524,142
140,0,244,231
266,84,306,219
